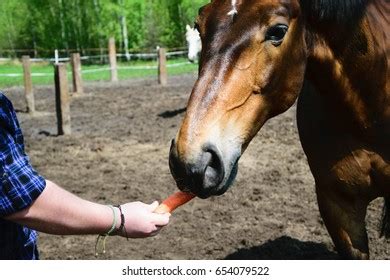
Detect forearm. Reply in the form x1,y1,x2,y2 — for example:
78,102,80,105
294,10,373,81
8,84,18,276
5,180,117,235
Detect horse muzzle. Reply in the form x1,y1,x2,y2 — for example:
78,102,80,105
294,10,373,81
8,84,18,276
169,139,238,198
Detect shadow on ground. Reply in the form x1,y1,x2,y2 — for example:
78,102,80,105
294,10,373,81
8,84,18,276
224,236,339,260
158,107,186,118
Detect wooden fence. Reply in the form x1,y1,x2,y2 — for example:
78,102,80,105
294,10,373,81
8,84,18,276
1,38,189,135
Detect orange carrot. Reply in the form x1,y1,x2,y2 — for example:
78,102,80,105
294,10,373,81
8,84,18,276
154,191,196,214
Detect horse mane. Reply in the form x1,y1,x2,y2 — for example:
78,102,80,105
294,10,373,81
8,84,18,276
300,0,367,25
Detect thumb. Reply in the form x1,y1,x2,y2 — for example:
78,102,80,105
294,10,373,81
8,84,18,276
149,201,159,211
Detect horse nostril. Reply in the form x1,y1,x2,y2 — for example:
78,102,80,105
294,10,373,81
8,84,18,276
169,141,226,197
206,148,223,172
202,144,225,189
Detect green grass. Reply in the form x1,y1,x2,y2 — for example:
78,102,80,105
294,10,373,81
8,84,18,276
0,58,198,88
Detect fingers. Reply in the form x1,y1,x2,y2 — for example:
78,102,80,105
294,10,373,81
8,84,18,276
148,201,159,211
119,200,171,238
147,201,171,226
148,226,162,237
152,212,171,226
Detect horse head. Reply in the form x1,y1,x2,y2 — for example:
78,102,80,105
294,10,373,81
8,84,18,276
170,0,309,198
186,24,202,63
171,0,390,261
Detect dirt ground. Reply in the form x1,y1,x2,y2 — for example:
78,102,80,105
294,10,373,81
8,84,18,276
4,74,390,260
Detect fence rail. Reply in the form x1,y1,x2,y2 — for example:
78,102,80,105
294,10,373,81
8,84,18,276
0,62,191,78
0,40,190,78
0,50,187,63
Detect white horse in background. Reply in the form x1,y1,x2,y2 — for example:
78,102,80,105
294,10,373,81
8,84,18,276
186,24,201,63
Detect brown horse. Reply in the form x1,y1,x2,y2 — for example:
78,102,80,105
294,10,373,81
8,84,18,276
169,0,389,259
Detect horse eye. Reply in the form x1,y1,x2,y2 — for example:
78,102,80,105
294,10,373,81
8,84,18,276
265,24,288,46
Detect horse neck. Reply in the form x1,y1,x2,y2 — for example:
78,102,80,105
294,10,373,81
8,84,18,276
304,1,389,135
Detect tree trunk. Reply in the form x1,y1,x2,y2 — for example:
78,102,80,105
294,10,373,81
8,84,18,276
58,0,69,52
93,0,105,64
118,0,130,61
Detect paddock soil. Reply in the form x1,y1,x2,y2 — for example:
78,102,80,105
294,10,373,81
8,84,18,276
4,74,390,259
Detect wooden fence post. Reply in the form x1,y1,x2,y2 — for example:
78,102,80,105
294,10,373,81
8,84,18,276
54,63,71,135
71,53,83,94
108,38,118,82
158,48,167,86
54,49,59,64
22,55,35,114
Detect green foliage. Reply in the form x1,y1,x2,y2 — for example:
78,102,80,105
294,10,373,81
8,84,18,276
0,0,209,56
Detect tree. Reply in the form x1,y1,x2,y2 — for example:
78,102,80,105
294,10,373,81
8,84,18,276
0,0,209,57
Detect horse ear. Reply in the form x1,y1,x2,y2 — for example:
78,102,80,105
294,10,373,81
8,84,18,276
186,24,192,31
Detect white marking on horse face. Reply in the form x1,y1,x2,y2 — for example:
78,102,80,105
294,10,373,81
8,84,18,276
228,0,238,16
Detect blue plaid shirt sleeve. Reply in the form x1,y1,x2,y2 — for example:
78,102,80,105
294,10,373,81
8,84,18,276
0,93,46,216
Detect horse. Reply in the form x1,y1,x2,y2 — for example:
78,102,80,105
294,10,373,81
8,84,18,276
169,0,389,260
186,24,202,63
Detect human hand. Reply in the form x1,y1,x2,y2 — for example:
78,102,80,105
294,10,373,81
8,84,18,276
118,201,170,238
